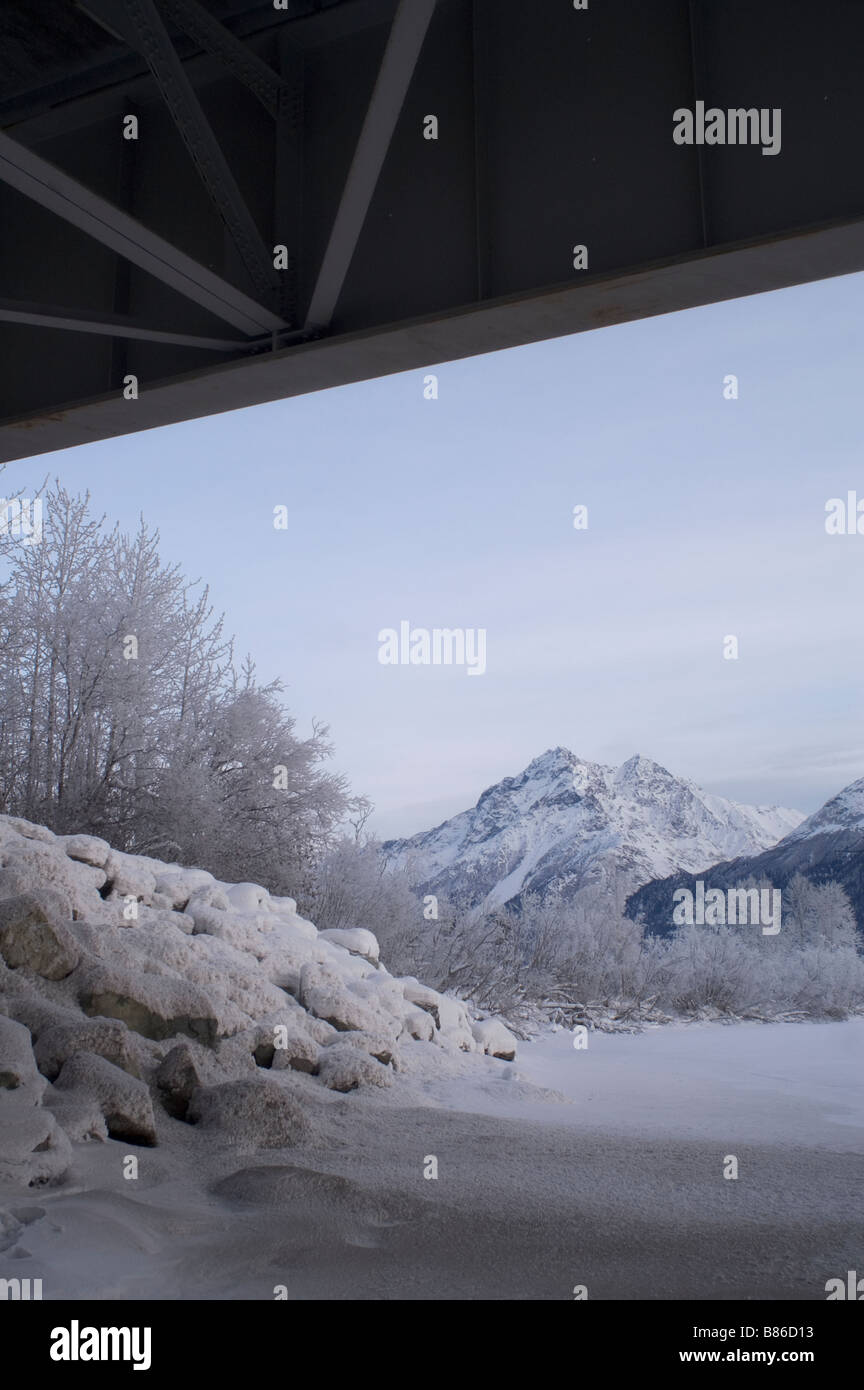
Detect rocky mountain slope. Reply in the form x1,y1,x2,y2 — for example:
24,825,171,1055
383,747,803,912
626,774,864,936
0,814,516,1189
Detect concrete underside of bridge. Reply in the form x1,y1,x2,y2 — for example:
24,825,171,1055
0,0,863,464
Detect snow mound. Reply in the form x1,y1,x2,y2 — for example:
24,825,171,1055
0,1093,72,1186
186,1077,312,1149
0,813,513,1186
317,1043,393,1092
54,1052,157,1146
318,927,380,963
471,1017,519,1060
0,1016,46,1100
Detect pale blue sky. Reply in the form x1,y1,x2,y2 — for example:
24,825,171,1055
3,269,864,837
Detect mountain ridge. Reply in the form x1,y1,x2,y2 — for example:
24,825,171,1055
626,773,864,936
383,747,804,913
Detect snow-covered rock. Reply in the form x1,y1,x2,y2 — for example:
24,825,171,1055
471,1017,518,1061
225,882,271,913
0,1016,46,1099
54,1052,157,1145
318,927,380,964
298,962,390,1037
154,1040,255,1120
58,834,111,869
233,1012,323,1076
317,1043,393,1093
0,1091,73,1186
1,819,56,844
399,979,476,1051
77,961,224,1047
433,995,476,1052
33,1018,142,1081
400,1007,436,1043
102,850,160,905
0,892,80,980
187,1078,311,1149
184,883,230,914
0,811,501,1185
153,869,219,909
400,977,445,1013
1,839,106,918
44,1087,108,1144
0,990,84,1044
270,1029,320,1075
323,1028,396,1067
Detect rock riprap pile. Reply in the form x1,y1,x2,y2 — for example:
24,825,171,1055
0,815,516,1186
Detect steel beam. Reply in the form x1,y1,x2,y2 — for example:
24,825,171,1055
5,3,396,132
0,299,251,351
7,216,864,464
274,34,305,323
159,0,282,117
470,0,488,304
687,0,710,248
3,0,864,462
304,0,438,330
81,0,279,307
110,101,137,386
0,130,285,336
281,0,398,52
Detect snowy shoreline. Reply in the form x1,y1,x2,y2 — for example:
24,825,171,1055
3,1016,860,1301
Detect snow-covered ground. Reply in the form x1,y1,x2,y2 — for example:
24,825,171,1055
437,1018,864,1148
4,1017,861,1301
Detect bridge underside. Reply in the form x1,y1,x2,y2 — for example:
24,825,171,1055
0,0,863,463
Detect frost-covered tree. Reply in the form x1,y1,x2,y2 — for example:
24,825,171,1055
0,483,354,891
151,667,356,894
302,837,425,956
779,873,858,949
641,874,864,1019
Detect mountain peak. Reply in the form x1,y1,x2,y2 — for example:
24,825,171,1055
785,773,864,841
526,746,580,773
615,753,670,781
385,748,805,913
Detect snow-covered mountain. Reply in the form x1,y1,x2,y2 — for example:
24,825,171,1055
779,777,864,843
383,748,804,912
627,773,864,936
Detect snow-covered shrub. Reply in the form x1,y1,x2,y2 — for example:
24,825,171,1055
301,838,424,964
642,877,864,1020
778,874,858,949
646,925,766,1015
